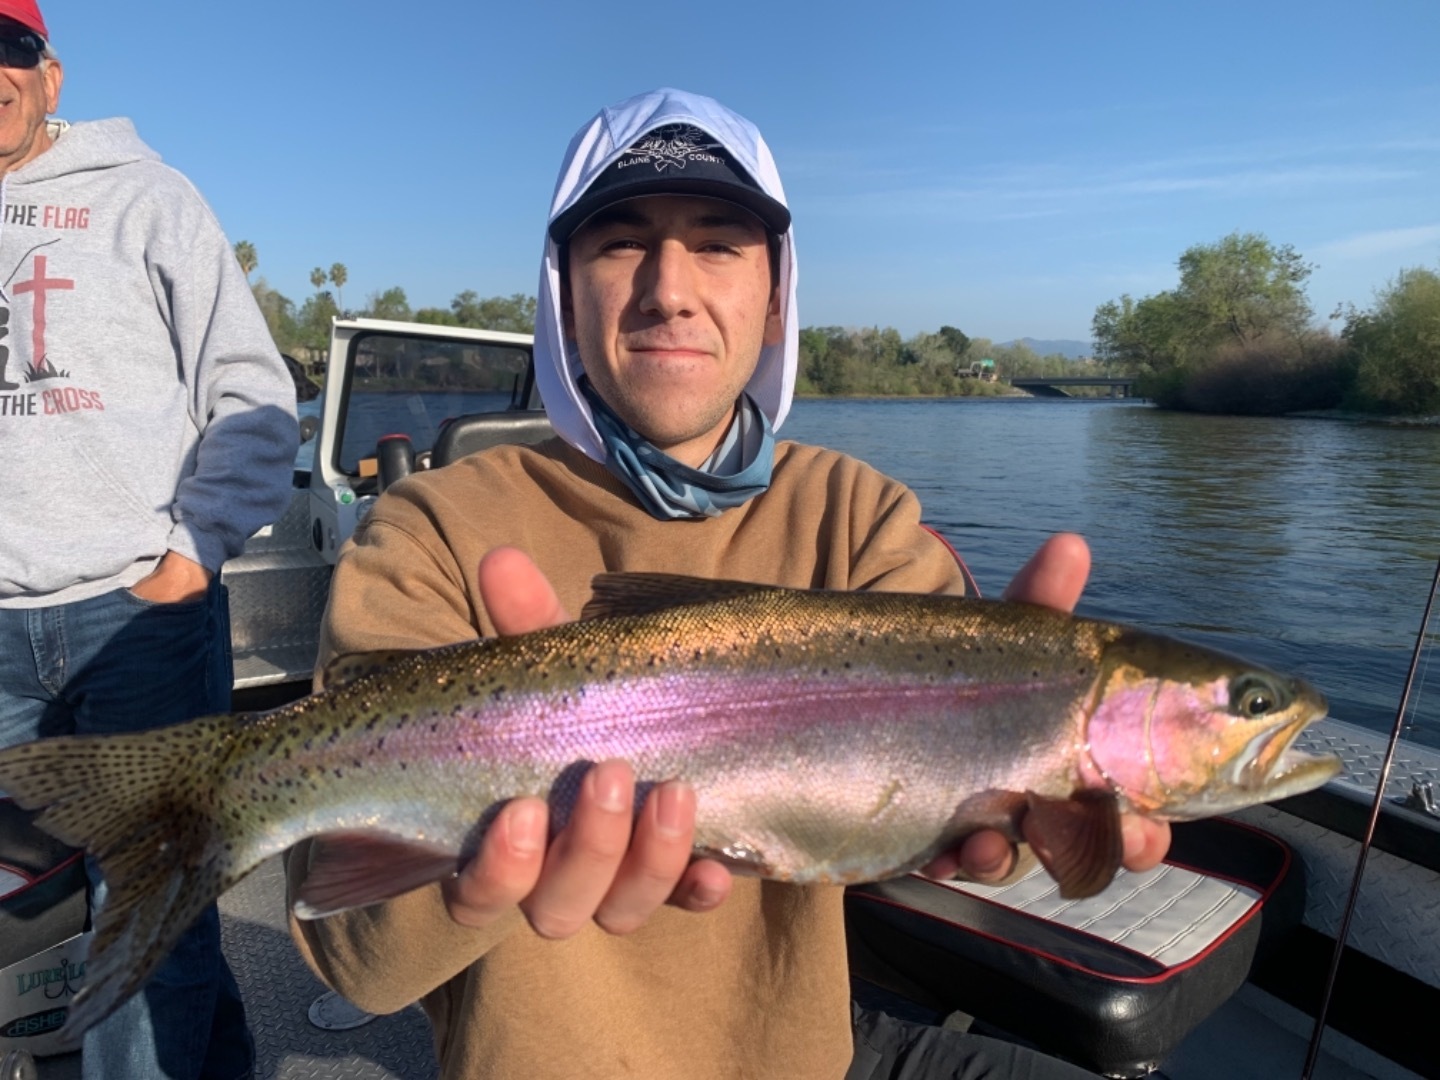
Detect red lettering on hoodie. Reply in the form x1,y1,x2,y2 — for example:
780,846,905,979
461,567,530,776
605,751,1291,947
41,205,90,229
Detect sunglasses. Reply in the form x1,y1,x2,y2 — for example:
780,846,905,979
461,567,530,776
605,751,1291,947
0,31,43,69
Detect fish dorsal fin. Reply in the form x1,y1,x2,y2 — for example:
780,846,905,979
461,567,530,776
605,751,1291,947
581,573,780,621
1024,790,1124,899
320,650,428,691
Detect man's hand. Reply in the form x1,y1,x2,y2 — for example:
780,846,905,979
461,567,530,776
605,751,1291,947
919,533,1171,884
444,540,1169,937
128,551,212,603
440,548,731,938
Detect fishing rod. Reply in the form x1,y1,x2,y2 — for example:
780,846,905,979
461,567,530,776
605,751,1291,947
1300,552,1440,1079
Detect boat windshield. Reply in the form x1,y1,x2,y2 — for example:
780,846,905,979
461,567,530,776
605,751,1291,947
333,331,538,476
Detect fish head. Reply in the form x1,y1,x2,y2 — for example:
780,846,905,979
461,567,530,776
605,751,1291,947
1081,630,1340,819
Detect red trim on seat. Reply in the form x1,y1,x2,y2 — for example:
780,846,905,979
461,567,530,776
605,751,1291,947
0,851,83,902
1164,818,1294,907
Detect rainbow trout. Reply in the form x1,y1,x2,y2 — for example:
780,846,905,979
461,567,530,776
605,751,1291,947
0,573,1338,1039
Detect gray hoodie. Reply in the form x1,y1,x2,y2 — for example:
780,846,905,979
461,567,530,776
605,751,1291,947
0,118,298,606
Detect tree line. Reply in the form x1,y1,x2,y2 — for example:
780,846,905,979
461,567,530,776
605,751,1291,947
795,325,1101,397
232,240,1091,397
233,243,539,355
1091,231,1440,415
234,236,1440,415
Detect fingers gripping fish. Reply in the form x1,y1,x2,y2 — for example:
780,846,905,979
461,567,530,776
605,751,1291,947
0,573,1339,1041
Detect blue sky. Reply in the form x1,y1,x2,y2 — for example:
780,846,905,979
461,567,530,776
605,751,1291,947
47,0,1440,342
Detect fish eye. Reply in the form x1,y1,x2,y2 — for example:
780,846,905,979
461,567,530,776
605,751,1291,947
1230,674,1286,718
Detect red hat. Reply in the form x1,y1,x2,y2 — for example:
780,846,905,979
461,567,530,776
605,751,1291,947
0,0,47,40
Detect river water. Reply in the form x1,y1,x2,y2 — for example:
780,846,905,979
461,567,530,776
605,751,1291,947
781,398,1440,751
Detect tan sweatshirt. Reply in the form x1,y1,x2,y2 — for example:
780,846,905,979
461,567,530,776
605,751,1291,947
287,438,967,1080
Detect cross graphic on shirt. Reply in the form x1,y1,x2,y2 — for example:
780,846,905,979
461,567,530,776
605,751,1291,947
13,254,75,367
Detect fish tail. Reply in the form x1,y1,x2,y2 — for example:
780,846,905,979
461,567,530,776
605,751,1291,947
0,715,247,1042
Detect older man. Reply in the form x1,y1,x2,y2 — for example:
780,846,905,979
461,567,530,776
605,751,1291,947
288,88,1167,1079
0,2,298,1078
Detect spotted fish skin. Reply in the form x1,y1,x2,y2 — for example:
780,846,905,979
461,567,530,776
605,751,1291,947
0,572,1337,1040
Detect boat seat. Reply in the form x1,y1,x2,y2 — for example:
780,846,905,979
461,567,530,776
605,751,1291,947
430,410,554,469
845,816,1304,1078
0,798,88,1057
0,799,84,973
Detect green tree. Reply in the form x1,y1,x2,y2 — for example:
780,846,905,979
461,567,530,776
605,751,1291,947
414,306,460,326
1092,292,1189,374
989,340,1045,379
938,325,970,360
450,291,537,333
329,263,348,313
1092,233,1318,409
309,267,327,291
233,240,257,283
250,277,298,350
362,286,413,322
1345,266,1440,414
297,291,339,351
1172,232,1313,349
798,327,858,395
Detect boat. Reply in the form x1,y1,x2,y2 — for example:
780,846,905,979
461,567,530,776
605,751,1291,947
6,319,1436,1080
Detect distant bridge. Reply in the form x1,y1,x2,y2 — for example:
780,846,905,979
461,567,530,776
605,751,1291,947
1009,377,1136,399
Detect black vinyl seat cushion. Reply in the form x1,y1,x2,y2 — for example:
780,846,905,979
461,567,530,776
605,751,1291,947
430,410,554,469
0,798,86,971
845,816,1304,1078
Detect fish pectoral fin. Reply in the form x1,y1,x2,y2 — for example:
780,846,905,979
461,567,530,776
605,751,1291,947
1023,790,1123,900
294,832,461,919
581,573,780,620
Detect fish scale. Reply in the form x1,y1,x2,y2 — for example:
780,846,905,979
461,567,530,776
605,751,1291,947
0,572,1338,1042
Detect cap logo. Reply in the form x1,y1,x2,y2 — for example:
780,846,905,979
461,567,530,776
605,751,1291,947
617,124,725,173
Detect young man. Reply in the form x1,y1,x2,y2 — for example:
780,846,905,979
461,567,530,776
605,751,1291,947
0,2,298,1077
288,88,1167,1079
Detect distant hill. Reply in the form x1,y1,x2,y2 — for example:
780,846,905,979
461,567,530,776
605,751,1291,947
998,338,1091,360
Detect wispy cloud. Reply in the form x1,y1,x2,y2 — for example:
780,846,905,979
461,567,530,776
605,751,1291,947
1001,165,1414,202
1312,224,1440,261
808,162,1416,220
795,123,1438,224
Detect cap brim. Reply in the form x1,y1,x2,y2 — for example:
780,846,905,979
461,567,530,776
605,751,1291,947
550,179,791,243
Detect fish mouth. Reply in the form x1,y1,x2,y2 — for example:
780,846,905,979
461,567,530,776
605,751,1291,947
1235,724,1341,799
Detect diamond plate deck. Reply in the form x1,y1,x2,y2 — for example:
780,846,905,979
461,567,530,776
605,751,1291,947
1232,803,1440,991
1295,717,1440,803
218,858,439,1080
33,857,438,1080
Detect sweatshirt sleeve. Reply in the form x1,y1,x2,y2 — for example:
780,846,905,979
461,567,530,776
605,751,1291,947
159,184,298,571
315,487,488,673
290,485,519,1012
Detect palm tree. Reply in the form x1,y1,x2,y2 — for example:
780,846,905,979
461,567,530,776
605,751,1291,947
310,267,327,291
234,241,257,283
329,263,348,314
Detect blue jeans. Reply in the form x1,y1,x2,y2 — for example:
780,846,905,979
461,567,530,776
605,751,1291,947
0,582,254,1080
